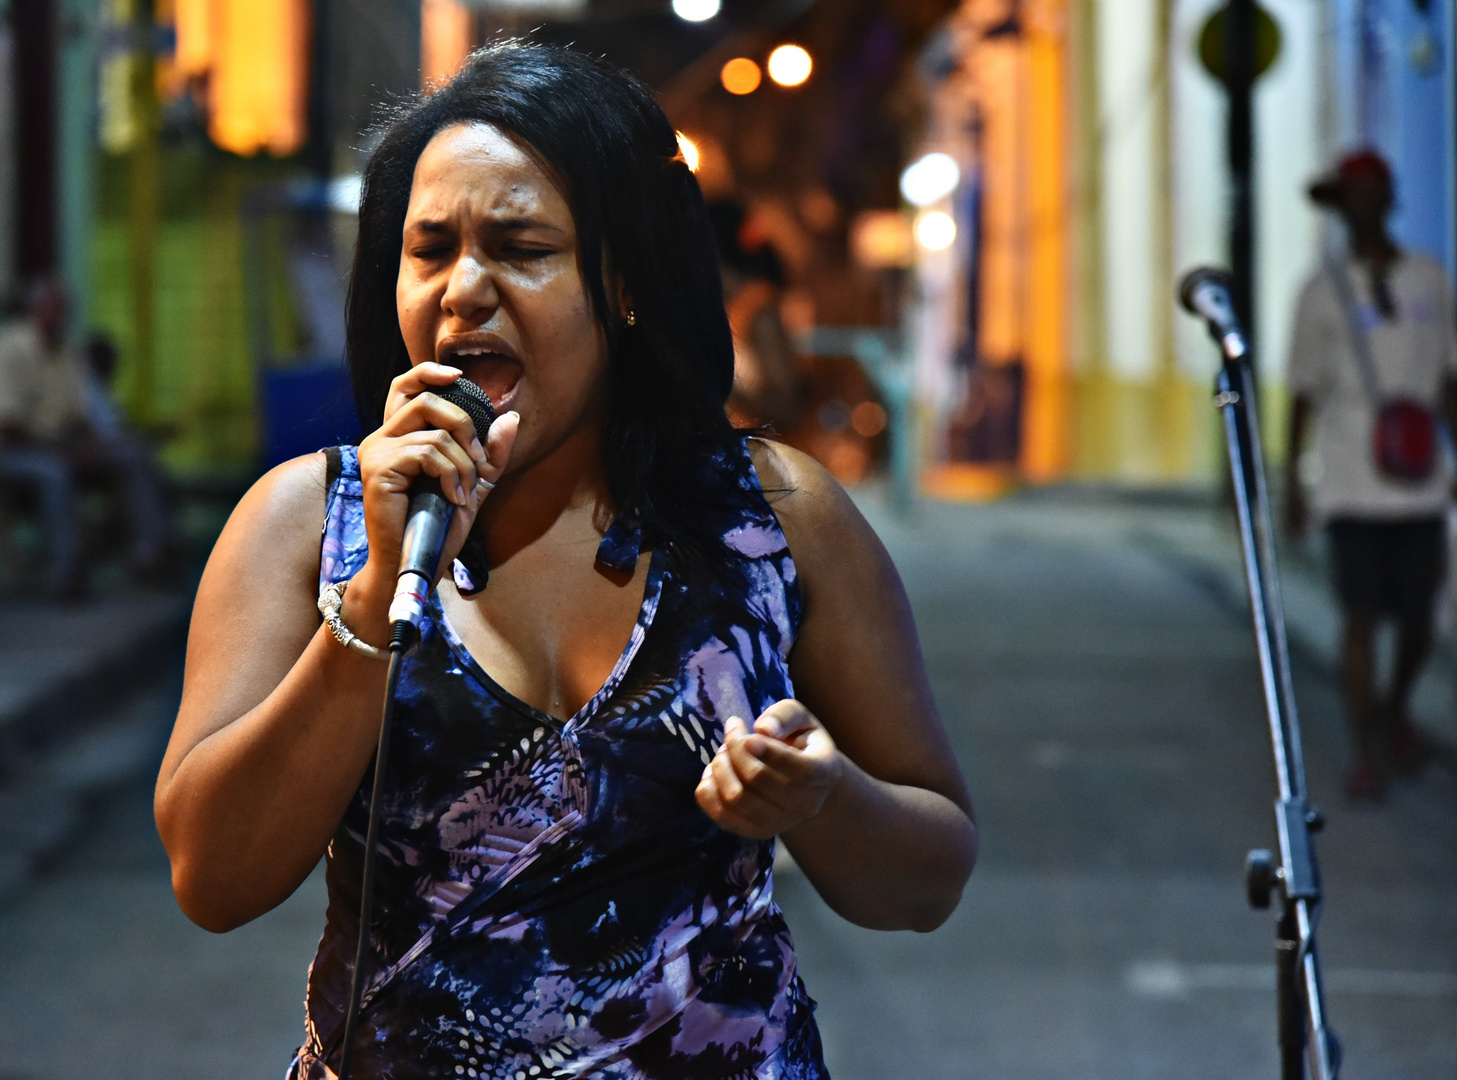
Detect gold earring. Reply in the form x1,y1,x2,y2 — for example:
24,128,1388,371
625,309,637,327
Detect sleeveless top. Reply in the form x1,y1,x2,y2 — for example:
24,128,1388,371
290,440,829,1080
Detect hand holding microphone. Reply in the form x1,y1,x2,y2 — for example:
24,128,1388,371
352,362,519,649
388,374,499,641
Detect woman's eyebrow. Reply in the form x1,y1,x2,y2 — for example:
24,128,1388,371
487,216,566,234
404,214,566,235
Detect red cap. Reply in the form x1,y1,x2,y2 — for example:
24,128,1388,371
1309,149,1393,205
1337,150,1392,187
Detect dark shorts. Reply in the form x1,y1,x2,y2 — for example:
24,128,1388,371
1326,517,1447,623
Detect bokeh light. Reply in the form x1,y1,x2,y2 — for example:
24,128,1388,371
671,0,720,21
675,131,701,172
899,152,961,207
849,210,914,269
851,401,888,438
914,210,957,251
767,45,812,87
720,57,762,95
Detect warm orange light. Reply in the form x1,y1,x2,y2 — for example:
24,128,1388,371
720,57,762,95
849,210,913,269
209,0,311,156
851,401,887,438
675,132,701,172
767,44,812,87
174,0,214,77
422,0,473,89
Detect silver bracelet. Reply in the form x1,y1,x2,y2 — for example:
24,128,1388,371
318,579,389,661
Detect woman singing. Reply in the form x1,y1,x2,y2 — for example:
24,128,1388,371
155,42,976,1080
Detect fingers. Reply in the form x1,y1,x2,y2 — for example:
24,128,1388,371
477,410,519,496
695,745,776,839
385,393,484,478
391,429,481,508
375,365,512,508
754,700,816,747
694,782,775,839
694,703,843,839
383,362,468,422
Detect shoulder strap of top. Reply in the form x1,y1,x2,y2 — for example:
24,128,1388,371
319,445,368,591
323,445,343,493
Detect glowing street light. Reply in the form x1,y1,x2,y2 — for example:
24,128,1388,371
915,210,957,251
899,152,961,207
720,57,762,95
675,131,700,172
767,44,812,87
672,0,720,21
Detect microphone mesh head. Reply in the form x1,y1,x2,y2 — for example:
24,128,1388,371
437,378,497,437
1177,266,1232,314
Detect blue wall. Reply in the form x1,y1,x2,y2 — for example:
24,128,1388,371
1333,0,1456,274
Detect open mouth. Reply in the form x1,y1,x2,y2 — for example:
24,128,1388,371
456,352,523,412
439,333,524,412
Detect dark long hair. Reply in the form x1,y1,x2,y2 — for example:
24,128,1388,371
347,41,740,560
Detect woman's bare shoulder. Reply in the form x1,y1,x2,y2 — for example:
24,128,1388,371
237,451,329,534
209,452,330,581
748,436,846,521
745,437,888,588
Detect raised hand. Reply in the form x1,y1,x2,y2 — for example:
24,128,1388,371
695,699,844,840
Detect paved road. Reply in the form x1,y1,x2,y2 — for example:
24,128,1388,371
1,490,1453,1079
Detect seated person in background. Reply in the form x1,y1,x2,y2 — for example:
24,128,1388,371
0,279,169,597
77,334,169,579
0,278,89,596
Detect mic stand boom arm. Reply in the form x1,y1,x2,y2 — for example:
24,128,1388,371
1178,268,1340,1080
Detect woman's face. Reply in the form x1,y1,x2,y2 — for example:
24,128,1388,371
397,122,611,471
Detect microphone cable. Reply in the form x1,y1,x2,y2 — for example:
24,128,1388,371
337,619,411,1080
335,377,496,1079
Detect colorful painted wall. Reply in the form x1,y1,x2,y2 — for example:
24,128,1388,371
910,0,1454,489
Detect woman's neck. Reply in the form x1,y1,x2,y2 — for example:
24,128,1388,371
474,420,613,565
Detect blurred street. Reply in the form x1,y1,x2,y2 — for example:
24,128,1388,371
1,487,1453,1079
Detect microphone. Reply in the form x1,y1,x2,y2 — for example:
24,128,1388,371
386,378,496,645
1178,267,1248,361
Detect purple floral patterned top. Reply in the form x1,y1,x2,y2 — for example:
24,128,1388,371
289,441,828,1080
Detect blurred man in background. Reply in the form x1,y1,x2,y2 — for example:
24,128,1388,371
0,279,168,598
1285,151,1457,800
0,278,90,597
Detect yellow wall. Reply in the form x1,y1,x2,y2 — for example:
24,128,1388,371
1021,0,1072,482
961,0,1071,484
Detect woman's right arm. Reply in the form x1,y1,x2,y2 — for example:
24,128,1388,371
156,363,516,933
155,452,395,932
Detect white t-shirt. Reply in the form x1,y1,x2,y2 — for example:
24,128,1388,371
1287,252,1457,521
0,321,86,443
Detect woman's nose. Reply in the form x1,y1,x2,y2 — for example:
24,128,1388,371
441,253,499,323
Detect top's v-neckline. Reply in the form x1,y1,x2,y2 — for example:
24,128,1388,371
432,548,667,730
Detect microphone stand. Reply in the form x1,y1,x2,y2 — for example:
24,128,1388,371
1182,275,1341,1080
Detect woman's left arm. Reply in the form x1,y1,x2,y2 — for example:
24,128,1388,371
695,440,977,932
